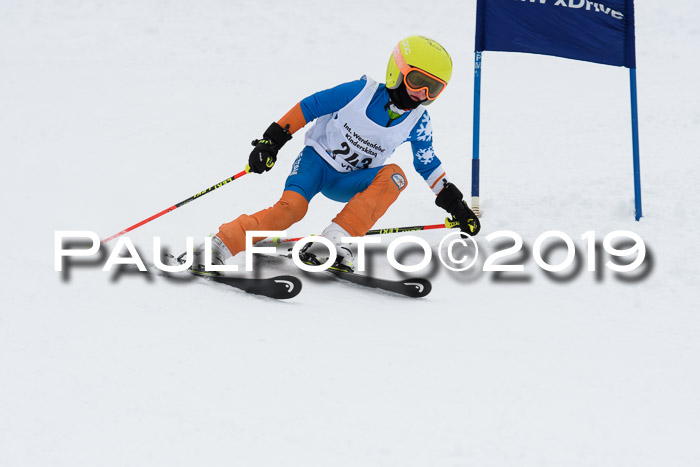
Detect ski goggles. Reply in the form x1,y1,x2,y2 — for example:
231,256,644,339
392,46,447,100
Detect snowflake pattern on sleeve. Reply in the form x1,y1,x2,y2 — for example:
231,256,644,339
415,113,433,142
415,147,436,165
408,109,446,191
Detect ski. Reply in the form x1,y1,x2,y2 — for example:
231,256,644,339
162,254,302,300
327,269,431,298
207,274,301,299
257,253,431,298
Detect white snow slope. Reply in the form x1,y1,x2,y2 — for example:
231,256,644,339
2,1,699,466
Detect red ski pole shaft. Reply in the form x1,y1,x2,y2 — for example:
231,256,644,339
260,218,460,246
102,168,249,243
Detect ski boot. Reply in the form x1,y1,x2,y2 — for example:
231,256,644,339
299,223,355,273
187,235,232,277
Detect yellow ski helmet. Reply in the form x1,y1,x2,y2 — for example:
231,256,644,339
386,35,453,104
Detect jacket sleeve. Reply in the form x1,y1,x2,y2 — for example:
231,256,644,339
408,112,450,195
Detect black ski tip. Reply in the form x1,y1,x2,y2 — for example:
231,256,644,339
267,275,303,299
401,278,432,298
328,269,432,298
213,274,302,299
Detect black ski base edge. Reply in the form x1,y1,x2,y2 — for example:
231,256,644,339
328,270,431,298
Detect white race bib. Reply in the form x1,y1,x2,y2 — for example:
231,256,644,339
304,77,424,172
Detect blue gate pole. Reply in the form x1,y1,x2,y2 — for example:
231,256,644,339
471,51,482,216
630,68,643,221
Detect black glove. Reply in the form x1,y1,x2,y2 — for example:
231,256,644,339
435,182,481,236
248,122,292,174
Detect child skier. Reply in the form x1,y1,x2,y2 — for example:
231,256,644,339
193,35,480,274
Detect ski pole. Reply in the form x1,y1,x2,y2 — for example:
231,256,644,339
259,218,460,246
366,218,459,236
102,167,250,243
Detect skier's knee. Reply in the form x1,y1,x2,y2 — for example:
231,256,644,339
331,164,408,237
377,164,408,194
274,190,308,224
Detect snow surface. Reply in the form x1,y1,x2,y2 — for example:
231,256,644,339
2,1,699,466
